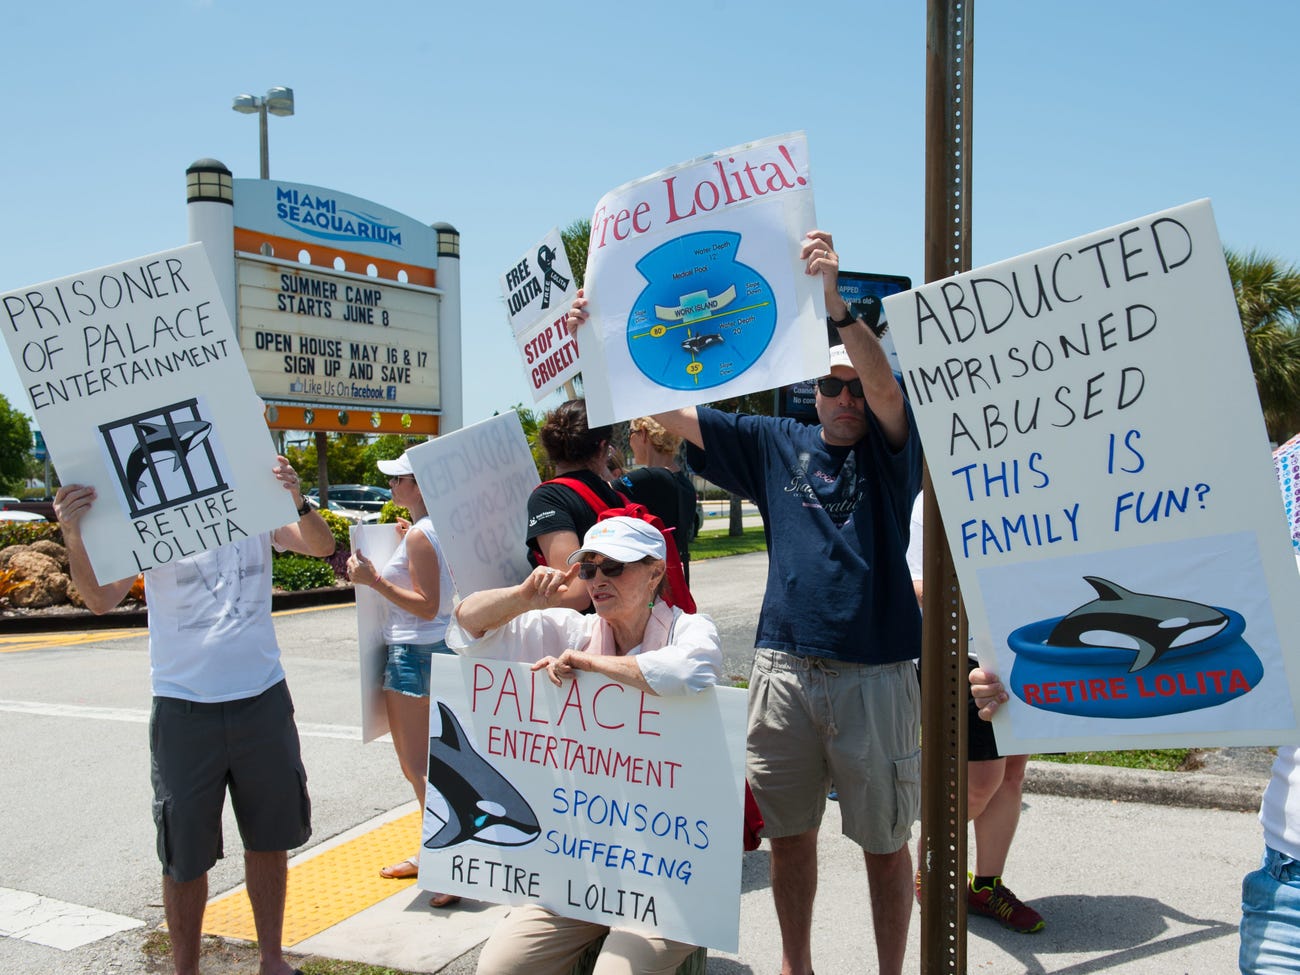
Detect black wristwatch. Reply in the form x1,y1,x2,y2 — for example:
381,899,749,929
827,308,857,330
297,498,313,517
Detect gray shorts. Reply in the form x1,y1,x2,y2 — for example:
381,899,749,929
150,679,312,882
746,649,921,854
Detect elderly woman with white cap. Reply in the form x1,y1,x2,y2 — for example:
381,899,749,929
447,515,722,974
346,451,461,908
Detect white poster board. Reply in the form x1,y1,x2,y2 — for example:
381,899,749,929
405,411,539,596
418,655,747,951
500,228,580,402
0,243,295,583
580,132,827,427
351,523,402,743
884,200,1300,753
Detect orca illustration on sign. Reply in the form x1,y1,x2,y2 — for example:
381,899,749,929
423,701,540,850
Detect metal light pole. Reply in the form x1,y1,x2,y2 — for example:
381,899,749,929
231,87,300,461
231,86,294,180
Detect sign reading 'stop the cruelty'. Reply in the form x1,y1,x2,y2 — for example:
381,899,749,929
0,243,294,582
885,200,1300,753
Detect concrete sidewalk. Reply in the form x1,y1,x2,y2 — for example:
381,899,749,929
282,758,1268,974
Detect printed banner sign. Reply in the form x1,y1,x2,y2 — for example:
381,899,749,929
418,656,747,951
406,411,539,596
351,523,402,743
578,132,827,427
884,200,1300,752
501,229,581,402
0,243,294,582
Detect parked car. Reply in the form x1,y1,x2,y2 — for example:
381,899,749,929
306,484,391,513
0,497,56,520
0,509,46,522
303,495,381,525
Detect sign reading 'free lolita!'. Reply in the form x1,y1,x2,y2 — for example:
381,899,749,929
500,229,580,402
579,133,828,427
0,244,294,582
884,200,1300,753
418,656,747,951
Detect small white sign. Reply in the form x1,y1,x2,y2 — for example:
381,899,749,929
499,229,580,402
406,412,539,596
351,523,403,743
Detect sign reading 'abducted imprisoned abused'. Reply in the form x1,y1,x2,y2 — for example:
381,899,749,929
884,200,1300,753
0,244,295,583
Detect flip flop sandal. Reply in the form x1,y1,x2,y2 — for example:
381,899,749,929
379,858,419,879
429,892,462,909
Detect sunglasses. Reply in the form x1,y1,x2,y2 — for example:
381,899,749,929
577,560,628,580
816,376,864,398
387,474,414,484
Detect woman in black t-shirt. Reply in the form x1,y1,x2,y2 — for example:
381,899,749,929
618,415,699,583
525,398,622,610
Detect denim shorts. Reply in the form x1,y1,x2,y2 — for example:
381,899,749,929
1240,845,1300,973
383,640,454,697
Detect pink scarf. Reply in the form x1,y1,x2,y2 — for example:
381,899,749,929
585,600,676,657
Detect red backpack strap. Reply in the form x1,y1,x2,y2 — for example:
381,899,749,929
596,502,697,614
542,476,622,516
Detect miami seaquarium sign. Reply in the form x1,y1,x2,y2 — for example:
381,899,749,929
234,178,439,269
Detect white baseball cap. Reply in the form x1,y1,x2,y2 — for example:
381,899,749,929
567,516,666,564
377,453,414,477
827,345,854,372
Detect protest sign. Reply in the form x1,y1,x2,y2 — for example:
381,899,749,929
405,411,539,596
500,229,580,402
579,132,827,427
418,655,747,951
885,200,1300,753
350,523,402,742
0,243,294,583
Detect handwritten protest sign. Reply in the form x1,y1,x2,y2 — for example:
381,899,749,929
405,411,539,596
501,229,580,402
885,200,1300,753
579,132,827,427
0,244,294,583
350,523,402,742
418,655,747,951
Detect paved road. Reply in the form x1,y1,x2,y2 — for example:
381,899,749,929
0,551,1274,974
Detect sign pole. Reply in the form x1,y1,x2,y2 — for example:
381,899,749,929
920,1,973,972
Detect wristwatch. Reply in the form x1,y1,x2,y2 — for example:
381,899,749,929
297,498,313,517
827,307,857,330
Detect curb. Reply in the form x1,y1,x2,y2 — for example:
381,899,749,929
1,585,356,633
1024,760,1264,813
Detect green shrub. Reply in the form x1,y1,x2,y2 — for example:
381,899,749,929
0,521,62,549
378,500,411,524
318,509,353,550
271,553,338,591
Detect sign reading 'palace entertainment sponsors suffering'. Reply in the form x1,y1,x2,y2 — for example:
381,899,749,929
884,200,1300,753
418,656,747,951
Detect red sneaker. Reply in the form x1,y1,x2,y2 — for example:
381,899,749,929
967,875,1045,933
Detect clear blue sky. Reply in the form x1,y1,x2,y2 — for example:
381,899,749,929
2,0,1295,432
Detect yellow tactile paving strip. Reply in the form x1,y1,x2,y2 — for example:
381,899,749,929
0,628,147,653
203,810,422,946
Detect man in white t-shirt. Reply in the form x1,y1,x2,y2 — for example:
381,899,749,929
56,456,335,975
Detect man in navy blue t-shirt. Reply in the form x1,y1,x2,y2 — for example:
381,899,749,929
568,230,923,975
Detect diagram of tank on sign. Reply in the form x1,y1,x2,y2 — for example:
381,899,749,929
626,231,777,390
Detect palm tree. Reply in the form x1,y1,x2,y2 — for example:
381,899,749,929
1226,248,1300,442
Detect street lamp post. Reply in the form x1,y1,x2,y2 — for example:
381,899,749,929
231,86,294,179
